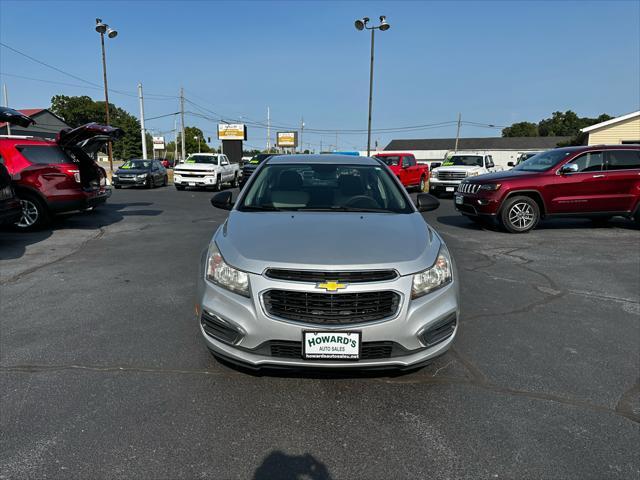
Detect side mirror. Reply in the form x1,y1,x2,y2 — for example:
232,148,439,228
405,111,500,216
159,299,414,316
559,163,578,175
486,162,494,169
211,191,233,210
415,193,440,212
431,162,441,169
507,161,514,167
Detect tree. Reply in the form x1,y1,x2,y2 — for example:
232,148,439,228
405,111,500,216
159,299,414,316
502,121,538,137
50,95,144,160
177,126,212,155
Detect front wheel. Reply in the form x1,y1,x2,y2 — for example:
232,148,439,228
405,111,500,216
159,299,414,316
145,176,153,189
163,175,168,186
175,185,185,191
214,174,222,191
231,173,239,188
500,196,540,233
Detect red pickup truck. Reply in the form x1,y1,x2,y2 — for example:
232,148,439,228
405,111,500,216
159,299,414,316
374,152,429,191
454,145,640,233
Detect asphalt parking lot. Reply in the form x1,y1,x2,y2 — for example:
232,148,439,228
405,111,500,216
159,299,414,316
1,186,639,479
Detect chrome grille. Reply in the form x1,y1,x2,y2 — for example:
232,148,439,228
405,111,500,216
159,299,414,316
458,183,481,194
436,171,467,181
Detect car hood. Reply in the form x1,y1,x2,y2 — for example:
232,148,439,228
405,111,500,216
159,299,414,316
435,165,483,172
175,163,218,171
0,107,36,128
115,168,149,175
466,169,540,183
214,211,441,275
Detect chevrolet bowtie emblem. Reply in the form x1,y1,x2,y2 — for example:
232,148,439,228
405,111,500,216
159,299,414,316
316,281,347,292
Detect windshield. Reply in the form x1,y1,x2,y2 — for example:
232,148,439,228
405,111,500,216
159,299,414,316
375,155,401,166
442,155,483,167
238,163,413,213
121,160,151,170
513,150,572,172
185,155,217,164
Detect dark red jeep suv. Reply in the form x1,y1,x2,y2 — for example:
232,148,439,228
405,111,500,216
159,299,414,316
454,145,640,233
0,108,122,229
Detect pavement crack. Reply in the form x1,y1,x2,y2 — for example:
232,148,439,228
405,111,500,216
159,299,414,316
0,227,105,286
615,379,640,419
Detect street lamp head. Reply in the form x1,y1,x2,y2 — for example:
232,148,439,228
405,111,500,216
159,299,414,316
354,19,365,31
379,16,390,31
107,27,118,39
95,19,107,34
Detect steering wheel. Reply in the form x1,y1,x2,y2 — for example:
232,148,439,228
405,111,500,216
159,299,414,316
344,195,380,209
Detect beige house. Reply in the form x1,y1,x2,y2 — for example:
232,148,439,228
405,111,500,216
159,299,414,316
581,111,640,145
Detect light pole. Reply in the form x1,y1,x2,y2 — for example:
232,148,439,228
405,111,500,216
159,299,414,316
355,15,390,157
95,18,118,172
194,136,201,153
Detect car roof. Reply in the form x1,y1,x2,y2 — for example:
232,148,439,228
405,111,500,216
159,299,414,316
267,154,379,165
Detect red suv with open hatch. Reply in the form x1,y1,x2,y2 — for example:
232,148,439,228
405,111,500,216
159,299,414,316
0,107,123,229
454,145,640,233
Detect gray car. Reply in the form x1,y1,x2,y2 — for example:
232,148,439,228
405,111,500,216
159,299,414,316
198,154,459,370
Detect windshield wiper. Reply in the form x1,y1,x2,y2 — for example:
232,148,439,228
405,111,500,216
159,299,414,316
302,207,393,213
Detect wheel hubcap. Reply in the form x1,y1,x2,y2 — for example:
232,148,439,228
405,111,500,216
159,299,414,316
508,202,535,229
17,199,38,228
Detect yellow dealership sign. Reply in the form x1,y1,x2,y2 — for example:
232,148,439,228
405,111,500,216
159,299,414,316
277,131,298,147
218,124,247,141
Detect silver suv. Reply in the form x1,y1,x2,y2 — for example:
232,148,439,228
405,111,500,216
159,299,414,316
199,154,459,370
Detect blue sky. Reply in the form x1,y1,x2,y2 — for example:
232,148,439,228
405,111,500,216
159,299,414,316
1,0,639,151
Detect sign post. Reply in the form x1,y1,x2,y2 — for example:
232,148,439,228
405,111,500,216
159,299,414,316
218,124,246,165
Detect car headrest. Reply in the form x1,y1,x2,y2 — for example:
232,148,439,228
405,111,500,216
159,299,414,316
277,170,303,190
338,175,365,196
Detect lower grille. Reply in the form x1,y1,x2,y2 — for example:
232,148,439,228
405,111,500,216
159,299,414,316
263,290,400,325
201,311,243,344
265,269,398,283
269,341,393,360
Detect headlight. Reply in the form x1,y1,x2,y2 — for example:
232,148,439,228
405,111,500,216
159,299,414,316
411,246,452,299
430,170,438,178
479,183,501,191
136,174,147,179
467,171,479,177
206,244,250,297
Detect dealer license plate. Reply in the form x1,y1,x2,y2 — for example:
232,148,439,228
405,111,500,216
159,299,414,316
188,182,196,186
303,331,361,360
446,186,455,192
455,195,463,205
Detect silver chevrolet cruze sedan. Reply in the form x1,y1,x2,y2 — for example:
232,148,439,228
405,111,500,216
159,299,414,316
197,154,459,370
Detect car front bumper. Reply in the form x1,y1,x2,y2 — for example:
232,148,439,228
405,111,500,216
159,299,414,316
454,191,500,216
174,174,217,187
112,176,147,186
196,268,459,369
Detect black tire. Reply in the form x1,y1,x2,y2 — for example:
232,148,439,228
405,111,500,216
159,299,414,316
175,185,185,191
214,174,222,191
499,195,540,233
15,192,50,231
114,185,122,189
163,175,168,186
231,173,239,188
145,176,153,189
589,216,612,226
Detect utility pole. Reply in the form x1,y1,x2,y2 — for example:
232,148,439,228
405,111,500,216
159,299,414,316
266,106,271,152
173,118,178,163
335,131,339,152
138,83,147,160
180,87,186,161
320,138,323,153
300,116,304,154
2,83,10,135
454,112,462,152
